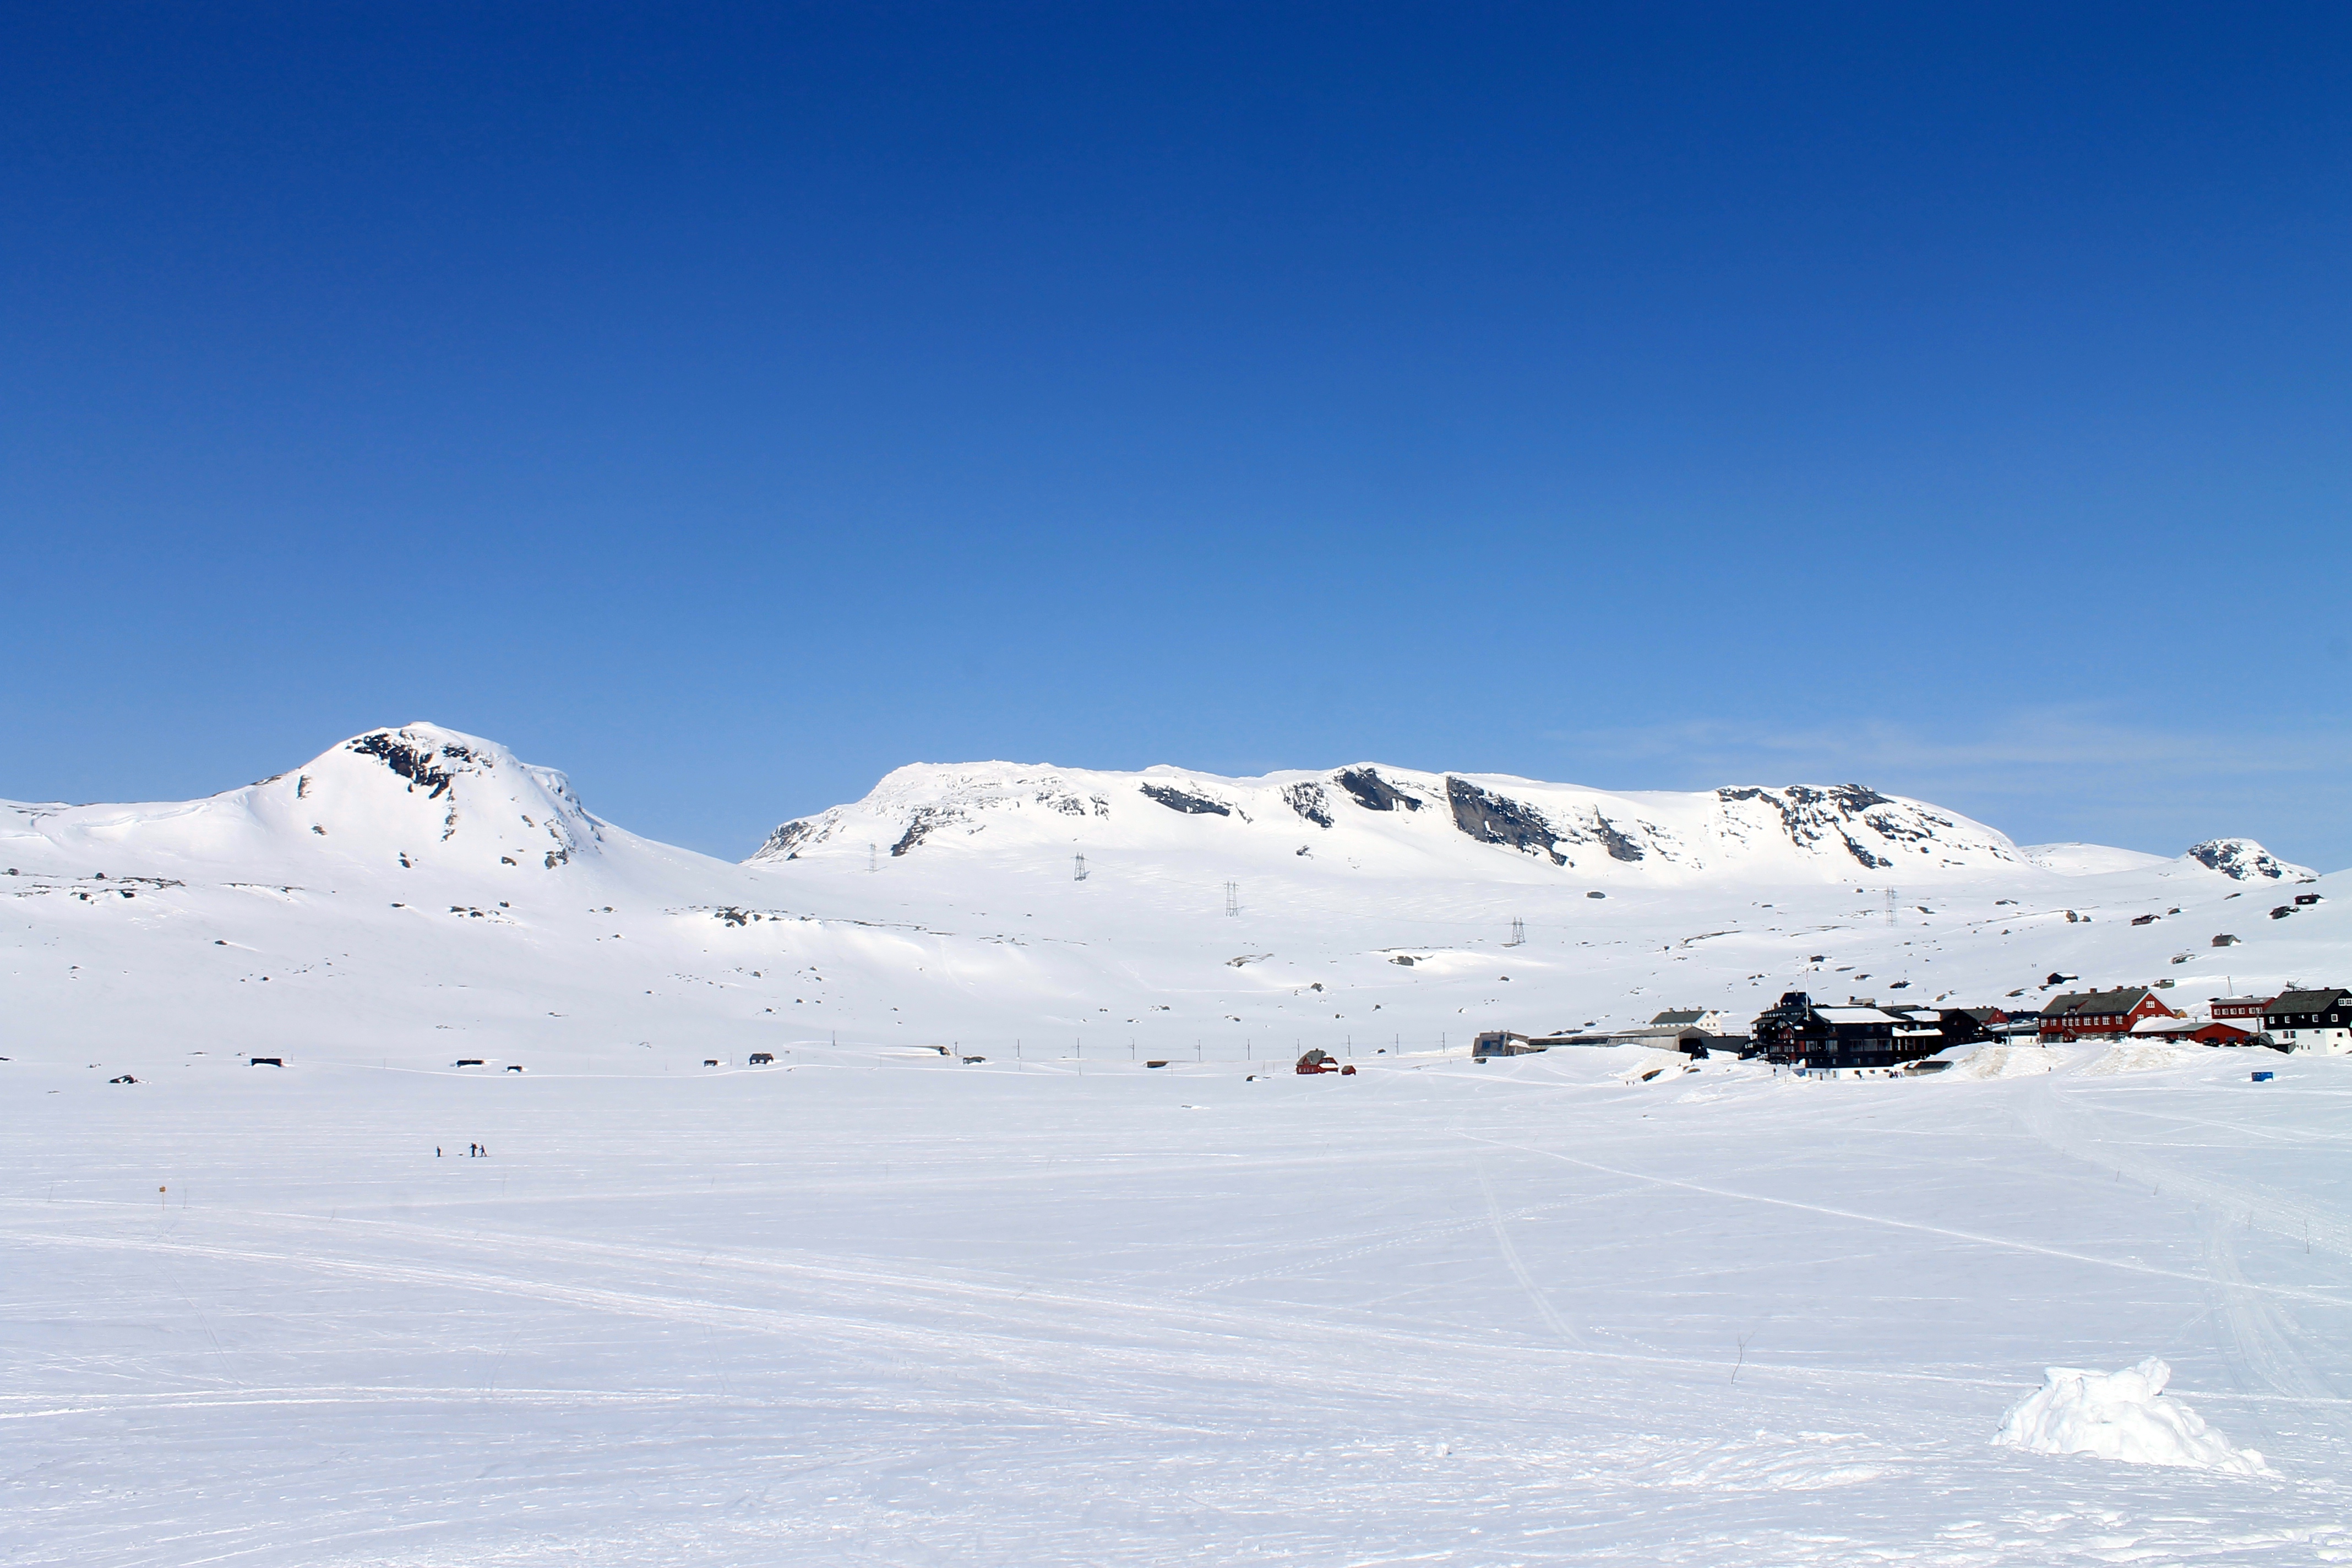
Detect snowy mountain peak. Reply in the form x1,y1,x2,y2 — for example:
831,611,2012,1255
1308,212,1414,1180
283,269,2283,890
747,761,2029,881
0,723,605,880
2186,838,2316,883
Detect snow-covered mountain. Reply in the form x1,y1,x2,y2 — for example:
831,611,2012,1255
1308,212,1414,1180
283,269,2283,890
753,762,2030,882
7,723,611,879
11,725,2351,1568
4,726,2342,1063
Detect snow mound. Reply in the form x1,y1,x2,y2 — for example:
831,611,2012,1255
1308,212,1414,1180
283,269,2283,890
1617,1048,1694,1085
1943,1044,2062,1080
2186,839,2316,883
1994,1358,2267,1474
2081,1041,2196,1077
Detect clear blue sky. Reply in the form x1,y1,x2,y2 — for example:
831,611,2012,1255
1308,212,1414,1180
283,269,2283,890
4,5,2346,867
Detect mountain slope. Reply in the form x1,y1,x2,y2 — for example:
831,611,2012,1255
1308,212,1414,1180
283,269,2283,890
4,728,2339,1066
752,762,2030,884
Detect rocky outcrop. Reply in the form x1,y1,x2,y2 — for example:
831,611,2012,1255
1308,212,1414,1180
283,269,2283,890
2187,839,2316,882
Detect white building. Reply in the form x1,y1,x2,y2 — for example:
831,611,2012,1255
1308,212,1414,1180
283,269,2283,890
2263,989,2352,1054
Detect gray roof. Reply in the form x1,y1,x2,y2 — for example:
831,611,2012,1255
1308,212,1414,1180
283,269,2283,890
1649,1009,1712,1026
2266,988,2350,1015
2044,987,2155,1017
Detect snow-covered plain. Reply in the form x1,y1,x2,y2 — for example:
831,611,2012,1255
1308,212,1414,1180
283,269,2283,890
5,726,2349,1565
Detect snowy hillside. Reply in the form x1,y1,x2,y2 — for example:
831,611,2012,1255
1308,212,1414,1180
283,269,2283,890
5,726,2343,1061
7,723,613,879
754,761,2035,881
8,725,2352,1566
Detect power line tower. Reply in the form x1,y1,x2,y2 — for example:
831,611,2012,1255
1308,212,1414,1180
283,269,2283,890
868,843,877,873
1505,917,1525,947
1885,888,1898,926
1073,853,1087,881
1224,881,1239,917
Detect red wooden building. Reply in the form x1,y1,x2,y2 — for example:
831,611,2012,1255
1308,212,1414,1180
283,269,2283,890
2038,987,2176,1042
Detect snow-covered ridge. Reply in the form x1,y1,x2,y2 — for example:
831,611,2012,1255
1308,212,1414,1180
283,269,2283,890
751,761,2034,882
2019,843,2173,876
0,723,607,879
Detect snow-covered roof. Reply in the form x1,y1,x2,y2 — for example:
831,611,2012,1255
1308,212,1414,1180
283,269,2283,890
1816,1007,1898,1023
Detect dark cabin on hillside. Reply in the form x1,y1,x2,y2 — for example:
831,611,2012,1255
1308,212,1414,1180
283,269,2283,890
1749,993,1905,1070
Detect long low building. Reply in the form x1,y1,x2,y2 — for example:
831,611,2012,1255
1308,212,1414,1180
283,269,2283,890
2038,987,2175,1042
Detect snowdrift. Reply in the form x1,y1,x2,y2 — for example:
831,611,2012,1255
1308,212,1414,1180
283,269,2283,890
1994,1358,2268,1475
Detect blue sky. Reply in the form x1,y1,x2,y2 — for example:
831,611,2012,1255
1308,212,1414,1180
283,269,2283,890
4,5,2346,866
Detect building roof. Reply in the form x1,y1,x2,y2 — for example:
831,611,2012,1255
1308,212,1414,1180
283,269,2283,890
1648,1008,1717,1026
1816,1007,1898,1023
2132,1016,2247,1036
2043,987,2161,1017
2210,994,2275,1007
2266,988,2350,1015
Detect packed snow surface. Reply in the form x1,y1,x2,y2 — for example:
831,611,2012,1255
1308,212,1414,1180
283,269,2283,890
6,725,2350,1565
1994,1358,2269,1474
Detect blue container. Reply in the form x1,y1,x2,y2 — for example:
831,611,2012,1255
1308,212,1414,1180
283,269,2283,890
2252,1070,2274,1082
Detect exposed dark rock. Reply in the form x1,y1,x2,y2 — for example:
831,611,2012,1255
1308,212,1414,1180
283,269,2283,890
1840,832,1891,869
1446,778,1565,865
1282,782,1333,827
1591,814,1646,863
1718,784,1926,865
759,820,820,861
891,808,957,856
1336,767,1418,812
1141,783,1230,816
349,732,475,799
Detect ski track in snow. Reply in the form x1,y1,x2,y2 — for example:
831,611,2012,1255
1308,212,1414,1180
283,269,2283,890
8,1052,2352,1567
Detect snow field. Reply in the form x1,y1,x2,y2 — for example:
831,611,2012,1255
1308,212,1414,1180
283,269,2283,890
6,726,2348,1562
6,1040,2350,1565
